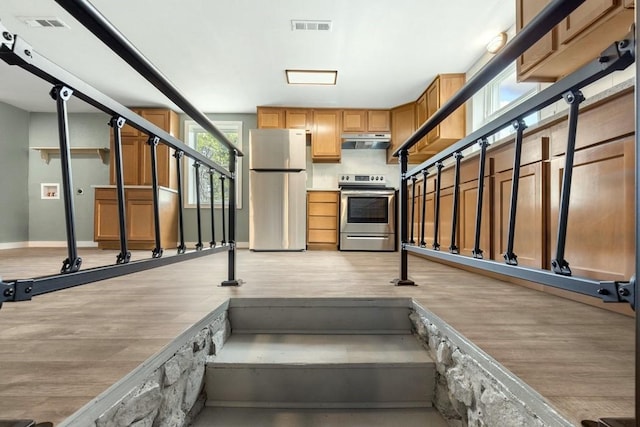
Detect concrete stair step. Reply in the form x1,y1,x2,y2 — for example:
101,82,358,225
228,298,413,334
205,334,435,408
191,407,449,427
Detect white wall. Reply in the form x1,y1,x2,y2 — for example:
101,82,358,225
307,149,399,190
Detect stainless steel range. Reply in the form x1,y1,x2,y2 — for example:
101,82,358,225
338,174,396,251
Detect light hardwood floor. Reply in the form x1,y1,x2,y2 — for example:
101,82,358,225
0,248,634,426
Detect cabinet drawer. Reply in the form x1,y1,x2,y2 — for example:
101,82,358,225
308,216,337,230
308,229,337,244
308,191,338,203
308,202,337,216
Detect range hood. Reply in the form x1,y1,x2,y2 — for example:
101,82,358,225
341,133,391,149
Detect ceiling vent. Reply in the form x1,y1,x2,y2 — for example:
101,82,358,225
291,20,332,32
18,16,70,28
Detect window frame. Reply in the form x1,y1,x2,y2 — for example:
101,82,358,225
183,119,242,209
472,62,539,141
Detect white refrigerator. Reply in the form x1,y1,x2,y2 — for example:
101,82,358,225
249,129,307,251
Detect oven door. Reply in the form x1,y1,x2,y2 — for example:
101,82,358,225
340,190,395,234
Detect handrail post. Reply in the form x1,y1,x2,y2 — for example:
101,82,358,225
449,152,463,254
194,161,203,251
174,150,186,254
410,175,417,245
222,150,240,286
209,169,216,248
50,85,82,274
635,6,640,424
109,116,131,264
504,119,527,265
472,139,489,259
220,175,227,245
148,136,163,258
420,168,429,247
394,149,415,286
433,162,443,250
551,90,584,275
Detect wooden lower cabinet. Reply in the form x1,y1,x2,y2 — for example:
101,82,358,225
404,89,634,313
549,137,635,282
307,191,339,250
94,187,178,250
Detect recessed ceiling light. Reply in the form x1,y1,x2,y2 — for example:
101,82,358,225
286,70,337,85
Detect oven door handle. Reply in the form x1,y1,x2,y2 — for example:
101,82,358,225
340,190,395,197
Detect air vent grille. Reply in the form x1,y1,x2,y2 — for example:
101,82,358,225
291,20,332,32
18,16,69,28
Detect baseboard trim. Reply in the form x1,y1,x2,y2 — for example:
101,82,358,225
27,241,98,248
0,241,29,250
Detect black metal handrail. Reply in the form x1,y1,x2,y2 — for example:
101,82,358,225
0,10,241,308
53,0,243,157
393,0,637,424
396,27,635,303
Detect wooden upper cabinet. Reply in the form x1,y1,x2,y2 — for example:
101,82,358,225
516,0,633,82
424,74,466,153
368,110,391,132
343,110,391,133
558,0,616,44
257,107,285,128
121,108,141,137
342,110,367,133
388,102,416,164
312,110,342,162
109,108,178,189
415,93,428,149
516,0,556,78
285,109,312,131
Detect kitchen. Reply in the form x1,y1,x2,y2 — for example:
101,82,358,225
0,0,629,426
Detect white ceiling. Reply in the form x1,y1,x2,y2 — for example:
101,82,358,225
0,0,514,114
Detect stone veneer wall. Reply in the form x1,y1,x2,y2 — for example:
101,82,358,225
410,303,573,427
65,309,231,427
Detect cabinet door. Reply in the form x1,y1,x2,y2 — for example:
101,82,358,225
258,107,285,128
558,0,616,44
493,163,544,268
549,137,635,282
342,110,367,132
458,177,492,258
389,103,415,163
285,109,311,131
312,110,341,161
139,142,171,187
94,197,120,241
367,110,390,132
415,93,428,151
121,108,140,137
516,0,556,76
426,81,440,144
110,137,139,185
623,0,634,7
127,199,155,241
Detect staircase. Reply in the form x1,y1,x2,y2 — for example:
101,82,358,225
192,298,447,426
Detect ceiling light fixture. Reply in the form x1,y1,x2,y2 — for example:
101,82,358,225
486,32,507,54
286,69,337,85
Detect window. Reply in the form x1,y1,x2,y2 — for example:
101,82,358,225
184,120,242,208
472,62,539,140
